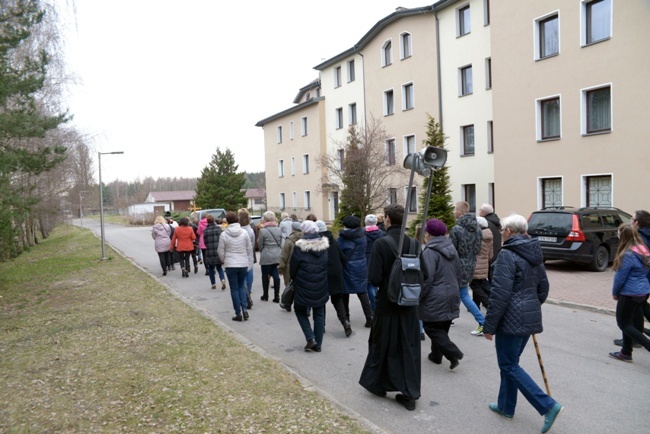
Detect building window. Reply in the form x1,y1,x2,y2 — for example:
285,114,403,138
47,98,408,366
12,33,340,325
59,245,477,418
301,117,308,136
347,59,356,82
279,193,285,210
583,0,611,45
536,13,559,60
460,65,473,96
388,187,398,205
334,66,342,88
382,40,392,67
583,85,611,134
488,182,495,208
405,186,417,213
458,4,471,36
487,121,494,153
304,191,311,210
302,154,309,174
585,175,612,207
484,0,490,25
541,177,562,208
276,126,282,144
400,32,412,59
349,103,357,125
292,192,297,210
386,139,396,165
338,149,345,171
291,157,295,176
278,159,284,177
485,58,492,89
384,89,394,116
538,96,561,140
404,135,416,156
289,121,294,140
462,184,476,212
461,125,475,156
403,83,414,110
335,107,343,129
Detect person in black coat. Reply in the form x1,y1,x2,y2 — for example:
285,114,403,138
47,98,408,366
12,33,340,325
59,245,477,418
290,220,330,352
482,214,563,433
359,204,421,411
419,219,464,370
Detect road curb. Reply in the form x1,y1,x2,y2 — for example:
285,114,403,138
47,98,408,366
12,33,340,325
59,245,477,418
546,297,615,316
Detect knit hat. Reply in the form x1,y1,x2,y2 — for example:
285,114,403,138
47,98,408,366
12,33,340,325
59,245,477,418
476,216,489,229
342,215,360,229
425,218,447,236
302,220,318,234
316,220,327,233
291,221,302,232
365,214,378,225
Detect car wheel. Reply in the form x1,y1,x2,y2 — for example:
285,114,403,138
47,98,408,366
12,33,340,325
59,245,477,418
589,245,609,272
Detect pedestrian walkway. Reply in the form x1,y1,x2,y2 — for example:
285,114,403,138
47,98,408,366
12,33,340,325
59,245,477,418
544,260,616,313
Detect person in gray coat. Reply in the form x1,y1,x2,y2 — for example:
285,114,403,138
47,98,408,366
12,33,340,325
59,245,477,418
419,219,464,370
258,211,283,302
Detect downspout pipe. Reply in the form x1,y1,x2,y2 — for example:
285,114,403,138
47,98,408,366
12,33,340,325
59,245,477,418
434,8,444,130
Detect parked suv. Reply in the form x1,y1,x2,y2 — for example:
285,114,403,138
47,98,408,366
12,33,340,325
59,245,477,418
527,207,632,271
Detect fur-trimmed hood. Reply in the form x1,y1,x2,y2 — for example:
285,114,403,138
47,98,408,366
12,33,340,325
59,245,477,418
296,234,329,253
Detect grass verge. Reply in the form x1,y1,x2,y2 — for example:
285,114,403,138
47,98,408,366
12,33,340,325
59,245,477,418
0,225,370,433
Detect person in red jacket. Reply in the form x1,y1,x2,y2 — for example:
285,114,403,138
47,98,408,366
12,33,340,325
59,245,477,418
170,217,196,278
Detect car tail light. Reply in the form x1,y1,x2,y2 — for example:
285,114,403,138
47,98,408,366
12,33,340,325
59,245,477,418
566,214,585,241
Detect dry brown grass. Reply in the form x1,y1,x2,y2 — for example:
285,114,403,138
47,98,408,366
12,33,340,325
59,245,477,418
0,225,370,433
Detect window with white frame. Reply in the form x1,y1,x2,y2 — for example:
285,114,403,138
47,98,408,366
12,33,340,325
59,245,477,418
347,59,356,82
384,89,394,116
382,40,392,67
585,174,612,207
335,107,343,129
291,157,295,176
461,125,475,156
292,192,297,210
277,126,283,143
582,85,611,134
485,58,492,89
404,135,416,156
349,103,357,125
386,139,396,165
338,149,345,171
278,159,284,177
484,0,490,25
334,66,342,88
279,193,285,210
403,83,414,110
538,96,561,140
387,187,398,205
583,0,611,46
301,117,308,136
488,183,495,209
458,4,471,36
460,65,473,96
302,154,309,174
487,121,494,153
405,186,417,212
304,191,311,210
541,177,562,208
400,32,412,59
289,121,294,140
535,13,559,60
462,184,476,212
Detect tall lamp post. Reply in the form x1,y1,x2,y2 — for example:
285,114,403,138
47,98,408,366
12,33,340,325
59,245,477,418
79,190,89,228
99,151,124,260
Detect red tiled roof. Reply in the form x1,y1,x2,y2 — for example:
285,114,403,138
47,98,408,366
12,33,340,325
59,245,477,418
149,190,196,201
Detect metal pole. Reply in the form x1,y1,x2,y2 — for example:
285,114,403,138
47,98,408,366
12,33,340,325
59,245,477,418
397,163,417,255
99,152,106,260
418,173,436,246
79,192,83,228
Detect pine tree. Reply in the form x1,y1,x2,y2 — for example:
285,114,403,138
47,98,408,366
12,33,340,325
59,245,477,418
195,148,247,212
409,114,455,236
334,127,365,227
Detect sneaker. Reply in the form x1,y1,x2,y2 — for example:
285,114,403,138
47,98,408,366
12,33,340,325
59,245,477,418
541,402,563,433
470,325,484,336
488,402,513,420
608,351,632,363
211,284,217,289
221,280,226,290
613,338,641,348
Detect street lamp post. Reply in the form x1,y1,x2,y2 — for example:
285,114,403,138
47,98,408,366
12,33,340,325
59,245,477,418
99,151,124,260
79,190,89,228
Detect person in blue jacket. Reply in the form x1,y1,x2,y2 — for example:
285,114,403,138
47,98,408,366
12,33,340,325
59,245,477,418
337,215,373,328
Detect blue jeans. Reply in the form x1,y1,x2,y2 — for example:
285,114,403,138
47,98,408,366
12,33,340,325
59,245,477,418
367,283,377,311
495,333,556,416
225,267,248,316
460,286,485,325
208,264,226,285
246,268,254,294
295,304,325,349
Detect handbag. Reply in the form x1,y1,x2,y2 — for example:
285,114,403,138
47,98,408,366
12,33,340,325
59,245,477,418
280,281,295,312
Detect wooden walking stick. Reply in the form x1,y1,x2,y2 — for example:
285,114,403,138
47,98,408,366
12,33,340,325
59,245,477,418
532,334,551,396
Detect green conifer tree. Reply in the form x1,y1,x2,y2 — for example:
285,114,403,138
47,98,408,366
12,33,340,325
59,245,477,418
194,147,247,212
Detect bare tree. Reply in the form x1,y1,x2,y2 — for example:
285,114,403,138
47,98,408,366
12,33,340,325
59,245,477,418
317,116,404,223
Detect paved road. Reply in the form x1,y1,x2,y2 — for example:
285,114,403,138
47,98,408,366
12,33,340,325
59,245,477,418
77,220,648,434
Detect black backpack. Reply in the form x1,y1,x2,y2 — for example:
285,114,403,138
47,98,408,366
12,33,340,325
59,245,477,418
384,236,423,306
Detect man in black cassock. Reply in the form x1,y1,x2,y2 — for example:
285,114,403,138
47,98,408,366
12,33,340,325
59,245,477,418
359,204,421,411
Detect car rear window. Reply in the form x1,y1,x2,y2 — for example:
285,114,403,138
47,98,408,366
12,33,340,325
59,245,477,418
528,213,572,235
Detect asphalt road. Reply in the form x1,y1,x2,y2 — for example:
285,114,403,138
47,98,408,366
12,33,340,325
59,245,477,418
76,220,649,434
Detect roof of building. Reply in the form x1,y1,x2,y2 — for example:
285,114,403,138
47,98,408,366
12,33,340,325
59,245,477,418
148,190,196,201
255,96,324,127
245,188,266,199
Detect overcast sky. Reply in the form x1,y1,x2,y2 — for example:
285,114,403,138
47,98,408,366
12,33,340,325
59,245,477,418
61,1,428,183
